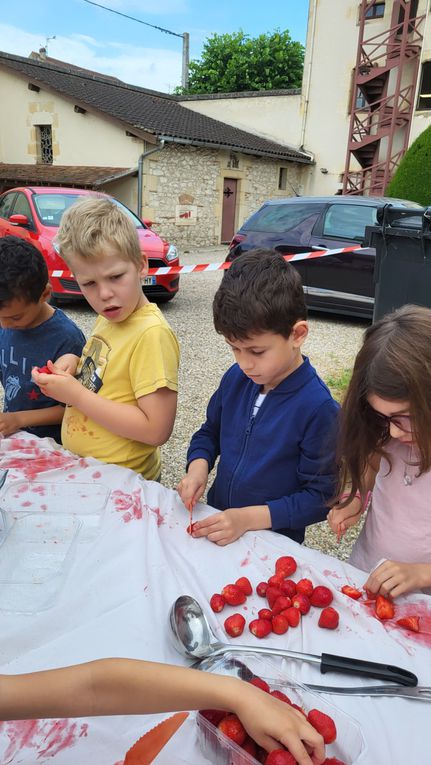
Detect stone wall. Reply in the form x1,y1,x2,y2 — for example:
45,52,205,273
141,142,306,250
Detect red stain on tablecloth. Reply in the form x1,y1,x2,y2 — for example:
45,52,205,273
150,506,165,527
92,471,102,479
0,718,88,760
1,451,76,481
111,491,166,526
240,553,251,567
363,598,431,649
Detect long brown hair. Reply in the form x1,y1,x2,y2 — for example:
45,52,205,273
337,305,431,503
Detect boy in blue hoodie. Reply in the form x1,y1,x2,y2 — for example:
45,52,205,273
177,249,339,546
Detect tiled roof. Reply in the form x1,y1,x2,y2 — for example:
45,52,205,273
0,51,312,164
0,164,135,186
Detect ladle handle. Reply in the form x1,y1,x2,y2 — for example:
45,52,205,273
212,644,320,665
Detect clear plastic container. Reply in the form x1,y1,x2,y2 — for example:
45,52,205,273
0,512,81,613
0,481,109,540
196,652,367,765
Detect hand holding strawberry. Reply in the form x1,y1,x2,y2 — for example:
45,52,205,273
364,559,431,599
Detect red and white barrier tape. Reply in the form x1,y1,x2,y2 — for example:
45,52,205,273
49,245,365,279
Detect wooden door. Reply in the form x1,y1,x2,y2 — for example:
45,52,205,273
221,178,237,243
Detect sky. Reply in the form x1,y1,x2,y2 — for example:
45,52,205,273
0,0,309,93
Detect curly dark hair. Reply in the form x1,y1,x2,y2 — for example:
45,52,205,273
0,236,49,306
337,304,431,504
213,249,307,340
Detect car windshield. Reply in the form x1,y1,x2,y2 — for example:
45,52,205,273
33,193,144,229
242,202,324,234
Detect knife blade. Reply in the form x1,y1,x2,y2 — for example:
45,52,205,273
124,711,189,764
306,683,431,701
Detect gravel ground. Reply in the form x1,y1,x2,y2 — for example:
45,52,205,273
3,246,370,561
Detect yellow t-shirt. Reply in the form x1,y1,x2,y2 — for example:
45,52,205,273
61,304,179,478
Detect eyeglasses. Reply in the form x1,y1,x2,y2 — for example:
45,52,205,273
373,411,413,433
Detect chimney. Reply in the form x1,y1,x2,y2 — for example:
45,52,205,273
38,46,47,60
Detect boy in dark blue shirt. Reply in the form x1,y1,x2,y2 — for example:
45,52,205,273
0,237,85,443
177,249,339,546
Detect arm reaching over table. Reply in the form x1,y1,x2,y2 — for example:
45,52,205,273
0,658,326,765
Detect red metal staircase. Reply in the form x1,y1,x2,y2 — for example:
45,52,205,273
343,0,425,195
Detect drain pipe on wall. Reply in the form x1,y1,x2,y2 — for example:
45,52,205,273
137,139,165,218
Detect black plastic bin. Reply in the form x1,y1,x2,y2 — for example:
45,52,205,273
365,204,431,322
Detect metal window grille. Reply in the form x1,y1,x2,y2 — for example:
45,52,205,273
38,125,53,164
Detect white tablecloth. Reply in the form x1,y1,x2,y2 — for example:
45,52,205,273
0,433,430,764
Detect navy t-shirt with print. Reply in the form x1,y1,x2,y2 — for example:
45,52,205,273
0,309,86,443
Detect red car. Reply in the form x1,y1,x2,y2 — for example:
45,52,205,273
0,186,180,302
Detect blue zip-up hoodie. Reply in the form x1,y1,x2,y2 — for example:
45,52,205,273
187,357,339,544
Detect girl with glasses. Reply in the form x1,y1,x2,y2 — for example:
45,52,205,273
328,304,431,599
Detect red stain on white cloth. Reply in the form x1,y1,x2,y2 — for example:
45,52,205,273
1,449,77,482
0,719,88,761
111,490,165,526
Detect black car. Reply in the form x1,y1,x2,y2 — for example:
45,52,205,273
227,196,421,319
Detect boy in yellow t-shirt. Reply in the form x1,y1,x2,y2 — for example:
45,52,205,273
32,197,179,479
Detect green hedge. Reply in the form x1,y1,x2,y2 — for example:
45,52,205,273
385,125,431,206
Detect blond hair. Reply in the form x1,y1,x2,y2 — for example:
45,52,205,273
56,197,143,267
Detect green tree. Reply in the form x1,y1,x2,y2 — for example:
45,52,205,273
385,125,431,206
177,29,304,95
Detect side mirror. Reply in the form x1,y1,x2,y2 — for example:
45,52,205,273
8,213,30,227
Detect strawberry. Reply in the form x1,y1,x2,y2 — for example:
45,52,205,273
249,676,270,693
266,585,283,609
222,584,247,606
256,581,269,598
235,576,253,596
37,364,52,374
268,573,287,587
218,714,247,746
272,595,292,615
290,702,306,716
210,593,225,613
341,585,362,600
199,709,227,726
272,614,289,634
307,708,337,744
224,613,246,637
291,593,311,614
242,737,257,756
280,579,297,598
275,555,297,577
364,587,377,601
249,618,272,638
322,759,347,765
310,585,333,608
281,606,301,627
258,608,273,621
266,750,297,765
270,690,291,704
318,606,339,630
396,615,420,632
296,578,314,598
375,594,395,620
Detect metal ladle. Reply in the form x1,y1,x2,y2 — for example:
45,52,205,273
169,595,417,685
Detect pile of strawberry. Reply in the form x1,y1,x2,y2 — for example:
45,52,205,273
341,585,421,633
200,676,345,765
210,556,340,639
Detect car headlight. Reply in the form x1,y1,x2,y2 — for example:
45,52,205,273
166,244,178,262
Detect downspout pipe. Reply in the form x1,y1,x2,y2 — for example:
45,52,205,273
137,139,165,218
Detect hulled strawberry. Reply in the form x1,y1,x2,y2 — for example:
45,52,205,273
268,573,287,587
242,737,257,756
235,576,253,596
218,714,247,746
280,579,297,598
256,581,269,597
272,614,289,634
275,555,297,577
291,593,311,614
375,594,395,620
307,708,337,744
296,578,314,598
266,586,283,609
199,709,228,726
249,618,272,638
271,595,292,615
310,585,333,608
266,750,297,765
222,584,247,606
249,676,270,693
318,606,339,630
270,689,291,704
210,593,225,613
258,608,273,621
224,613,246,637
281,606,301,627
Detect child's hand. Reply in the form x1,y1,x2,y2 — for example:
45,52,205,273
176,459,208,510
50,354,80,375
364,560,431,599
233,681,325,765
0,412,22,438
31,367,82,407
327,497,362,540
